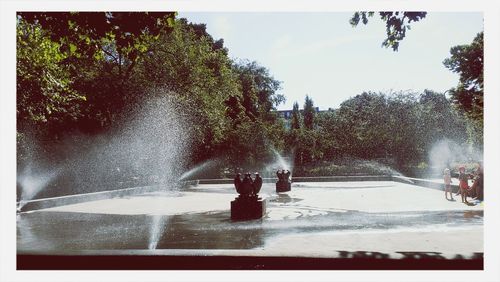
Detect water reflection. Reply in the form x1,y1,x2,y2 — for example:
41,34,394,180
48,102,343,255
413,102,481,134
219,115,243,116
269,193,302,204
157,212,266,249
17,207,483,252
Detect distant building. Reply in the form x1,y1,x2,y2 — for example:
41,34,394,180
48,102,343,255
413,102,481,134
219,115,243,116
276,107,331,130
276,107,320,120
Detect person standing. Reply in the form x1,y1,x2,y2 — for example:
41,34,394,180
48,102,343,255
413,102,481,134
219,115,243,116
458,166,470,204
473,162,483,201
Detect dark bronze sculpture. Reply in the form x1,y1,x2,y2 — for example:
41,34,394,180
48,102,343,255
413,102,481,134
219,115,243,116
276,169,291,192
231,172,266,220
234,173,242,194
241,173,254,195
253,172,263,195
234,172,262,199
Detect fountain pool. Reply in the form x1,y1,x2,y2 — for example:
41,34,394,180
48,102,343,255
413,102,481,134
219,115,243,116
17,180,483,270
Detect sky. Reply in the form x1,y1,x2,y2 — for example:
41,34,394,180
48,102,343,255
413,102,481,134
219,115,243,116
179,12,483,110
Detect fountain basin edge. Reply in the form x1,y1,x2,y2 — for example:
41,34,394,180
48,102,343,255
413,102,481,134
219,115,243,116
17,180,199,213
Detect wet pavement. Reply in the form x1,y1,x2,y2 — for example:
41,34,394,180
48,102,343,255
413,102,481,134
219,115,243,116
17,181,483,255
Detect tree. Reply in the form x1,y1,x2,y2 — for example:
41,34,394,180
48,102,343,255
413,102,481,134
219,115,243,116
17,12,177,133
17,19,86,131
136,18,241,162
443,32,483,123
17,13,290,173
291,101,301,130
324,90,473,169
232,60,284,122
334,92,393,160
220,60,286,168
294,129,318,165
290,96,319,166
314,110,340,160
350,12,427,51
417,90,468,143
385,92,423,166
18,12,176,76
303,95,315,130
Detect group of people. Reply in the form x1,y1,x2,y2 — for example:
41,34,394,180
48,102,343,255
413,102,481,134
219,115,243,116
443,162,483,204
234,172,263,197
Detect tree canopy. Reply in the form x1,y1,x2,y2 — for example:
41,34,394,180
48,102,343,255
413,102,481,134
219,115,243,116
287,90,477,176
17,13,287,174
17,12,482,184
350,12,427,51
443,32,484,124
17,19,86,130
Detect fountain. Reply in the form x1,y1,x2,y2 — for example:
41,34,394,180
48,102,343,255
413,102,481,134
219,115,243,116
17,94,192,200
179,160,216,181
271,148,292,171
17,165,61,212
148,214,168,250
17,94,194,254
231,172,266,220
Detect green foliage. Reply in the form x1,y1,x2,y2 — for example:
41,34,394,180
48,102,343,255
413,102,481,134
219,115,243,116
416,90,469,145
136,19,240,160
294,129,323,165
17,12,177,134
303,95,315,130
334,92,394,159
308,91,472,168
443,32,483,124
350,12,427,51
221,61,285,167
294,159,398,177
17,12,481,179
286,96,322,166
17,19,86,130
135,19,286,165
16,13,288,171
232,60,285,121
18,12,176,67
314,110,340,160
291,102,301,130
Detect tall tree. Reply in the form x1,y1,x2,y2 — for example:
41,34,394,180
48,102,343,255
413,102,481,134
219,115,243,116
220,60,285,167
136,18,240,162
291,101,301,130
303,95,315,130
443,32,483,124
232,60,284,122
